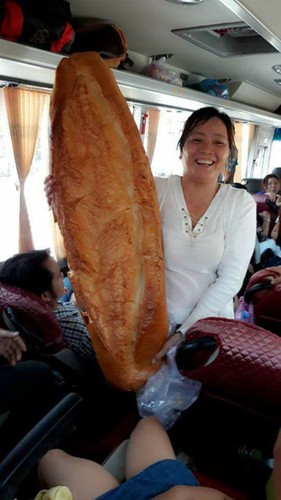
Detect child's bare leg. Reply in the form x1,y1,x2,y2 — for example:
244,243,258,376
125,416,176,479
38,449,119,500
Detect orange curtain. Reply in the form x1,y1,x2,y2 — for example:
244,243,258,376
3,87,47,252
147,108,160,166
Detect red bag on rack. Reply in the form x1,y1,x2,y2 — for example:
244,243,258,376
69,19,128,69
176,317,281,413
0,0,75,53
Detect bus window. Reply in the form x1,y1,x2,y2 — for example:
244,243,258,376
0,89,54,262
233,122,253,182
269,128,281,171
149,108,190,177
246,125,274,179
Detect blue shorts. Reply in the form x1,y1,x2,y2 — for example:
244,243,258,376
96,459,199,499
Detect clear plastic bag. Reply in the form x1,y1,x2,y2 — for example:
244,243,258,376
234,296,255,323
137,345,202,430
142,60,182,86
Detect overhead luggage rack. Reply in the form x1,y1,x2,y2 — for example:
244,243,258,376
1,38,281,127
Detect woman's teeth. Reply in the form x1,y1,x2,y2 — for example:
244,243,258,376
196,159,214,165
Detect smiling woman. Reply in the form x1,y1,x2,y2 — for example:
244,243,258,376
153,106,257,361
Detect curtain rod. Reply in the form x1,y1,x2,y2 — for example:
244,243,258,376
0,75,52,91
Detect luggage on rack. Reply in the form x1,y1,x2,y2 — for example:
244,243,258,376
0,0,75,53
69,19,128,68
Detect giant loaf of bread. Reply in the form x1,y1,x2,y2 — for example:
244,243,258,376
50,52,168,391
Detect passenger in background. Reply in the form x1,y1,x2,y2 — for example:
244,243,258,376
273,428,281,500
0,327,26,366
228,183,266,254
58,257,75,303
36,417,281,500
229,182,260,293
221,144,238,184
36,416,234,500
259,208,281,268
257,211,271,243
0,328,62,458
271,210,280,244
256,210,273,266
260,174,281,204
1,254,137,441
254,174,281,235
0,250,95,362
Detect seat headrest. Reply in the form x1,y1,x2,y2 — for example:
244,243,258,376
0,283,65,353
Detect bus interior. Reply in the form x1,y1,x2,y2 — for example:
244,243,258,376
0,1,281,499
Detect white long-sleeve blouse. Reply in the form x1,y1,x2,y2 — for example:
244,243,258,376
155,175,256,334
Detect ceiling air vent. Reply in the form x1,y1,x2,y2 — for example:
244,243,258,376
172,22,278,57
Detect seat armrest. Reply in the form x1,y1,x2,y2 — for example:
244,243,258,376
0,392,82,500
102,440,129,483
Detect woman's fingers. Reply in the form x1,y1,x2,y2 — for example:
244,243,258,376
266,266,281,284
44,174,54,187
152,344,168,364
271,275,281,285
14,334,27,353
0,331,26,365
152,332,182,363
44,175,55,206
1,342,18,365
8,338,25,364
0,329,18,339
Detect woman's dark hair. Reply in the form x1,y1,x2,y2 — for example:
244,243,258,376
177,106,235,153
262,174,280,189
0,249,53,296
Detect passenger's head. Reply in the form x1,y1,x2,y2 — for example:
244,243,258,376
178,107,234,184
0,249,65,308
262,174,280,193
178,106,235,154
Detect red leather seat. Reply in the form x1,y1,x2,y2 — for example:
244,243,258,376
0,282,65,353
194,471,251,499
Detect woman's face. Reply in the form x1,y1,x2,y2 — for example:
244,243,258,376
181,117,230,184
266,177,280,193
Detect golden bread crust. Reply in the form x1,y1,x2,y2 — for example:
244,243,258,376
50,52,168,390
